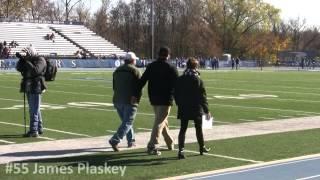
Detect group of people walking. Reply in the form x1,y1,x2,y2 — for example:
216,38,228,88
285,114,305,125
15,45,212,159
109,47,211,159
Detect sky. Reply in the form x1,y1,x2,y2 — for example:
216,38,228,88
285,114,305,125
75,0,320,27
263,0,319,27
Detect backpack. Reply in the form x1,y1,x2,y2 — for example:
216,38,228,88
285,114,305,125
44,58,57,81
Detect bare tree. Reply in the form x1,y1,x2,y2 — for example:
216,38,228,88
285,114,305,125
29,0,50,22
75,1,90,24
288,17,306,51
61,0,83,22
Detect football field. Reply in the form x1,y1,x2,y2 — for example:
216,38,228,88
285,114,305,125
1,69,320,179
1,69,320,144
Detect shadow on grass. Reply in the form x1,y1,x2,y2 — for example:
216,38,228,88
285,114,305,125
21,150,179,167
0,134,25,138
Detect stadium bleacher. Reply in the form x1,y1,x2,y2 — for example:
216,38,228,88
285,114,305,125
0,22,79,57
49,24,125,57
0,22,125,58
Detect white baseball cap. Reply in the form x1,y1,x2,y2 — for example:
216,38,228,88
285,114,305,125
125,52,138,60
22,46,37,56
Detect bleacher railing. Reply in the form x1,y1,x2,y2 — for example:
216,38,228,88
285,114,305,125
0,17,83,25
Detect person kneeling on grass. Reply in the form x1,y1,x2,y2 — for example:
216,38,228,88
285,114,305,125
174,57,211,159
109,52,142,152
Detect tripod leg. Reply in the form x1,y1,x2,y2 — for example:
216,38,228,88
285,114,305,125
24,92,27,135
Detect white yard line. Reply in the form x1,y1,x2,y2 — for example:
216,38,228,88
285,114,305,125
169,125,181,129
238,119,256,122
0,121,92,137
296,174,320,180
2,97,320,120
37,136,56,141
0,139,15,144
207,87,320,97
106,130,116,133
214,120,233,124
210,103,320,115
172,148,263,164
207,80,320,91
259,117,276,120
296,114,314,117
278,115,295,118
137,128,152,131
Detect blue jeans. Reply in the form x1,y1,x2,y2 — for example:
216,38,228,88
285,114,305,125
27,93,43,133
110,103,137,145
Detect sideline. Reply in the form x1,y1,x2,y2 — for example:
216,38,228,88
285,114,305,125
163,153,320,180
0,139,15,144
161,147,263,164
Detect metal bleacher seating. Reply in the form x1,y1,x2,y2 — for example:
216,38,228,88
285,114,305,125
49,24,125,57
0,22,80,57
1,22,125,58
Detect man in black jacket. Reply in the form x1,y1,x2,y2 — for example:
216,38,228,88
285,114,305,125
136,47,178,155
16,46,47,137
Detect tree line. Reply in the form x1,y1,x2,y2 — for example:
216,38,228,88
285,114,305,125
1,0,320,60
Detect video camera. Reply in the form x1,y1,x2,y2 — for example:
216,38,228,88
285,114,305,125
16,52,24,59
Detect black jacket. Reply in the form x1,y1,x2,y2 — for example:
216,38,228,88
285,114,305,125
138,59,178,105
16,56,47,94
174,72,209,120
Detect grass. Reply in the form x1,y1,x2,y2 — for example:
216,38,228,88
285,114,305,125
2,69,320,179
1,69,320,143
1,128,320,179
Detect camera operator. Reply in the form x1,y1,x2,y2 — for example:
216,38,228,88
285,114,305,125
16,47,47,137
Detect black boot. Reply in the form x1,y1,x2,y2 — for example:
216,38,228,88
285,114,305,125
178,149,185,159
200,146,211,155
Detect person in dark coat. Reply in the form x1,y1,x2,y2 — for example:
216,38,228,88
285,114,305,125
16,46,47,137
174,57,211,159
135,47,178,155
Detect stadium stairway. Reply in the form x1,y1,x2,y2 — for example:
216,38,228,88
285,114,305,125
49,24,126,57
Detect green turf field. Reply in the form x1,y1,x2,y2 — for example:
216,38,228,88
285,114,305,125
1,129,320,179
1,69,320,144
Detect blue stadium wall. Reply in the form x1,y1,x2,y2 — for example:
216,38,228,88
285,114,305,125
1,58,258,69
0,59,120,68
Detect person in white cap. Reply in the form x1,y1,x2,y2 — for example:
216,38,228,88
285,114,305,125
109,52,142,151
16,46,47,137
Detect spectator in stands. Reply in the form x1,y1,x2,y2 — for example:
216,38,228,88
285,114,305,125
135,47,178,155
16,46,47,137
49,33,55,43
75,50,82,59
9,40,19,48
1,41,10,59
174,57,211,159
108,52,142,152
2,46,10,59
80,50,87,59
46,34,50,40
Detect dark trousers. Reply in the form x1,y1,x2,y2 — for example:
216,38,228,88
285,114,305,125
178,118,204,151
